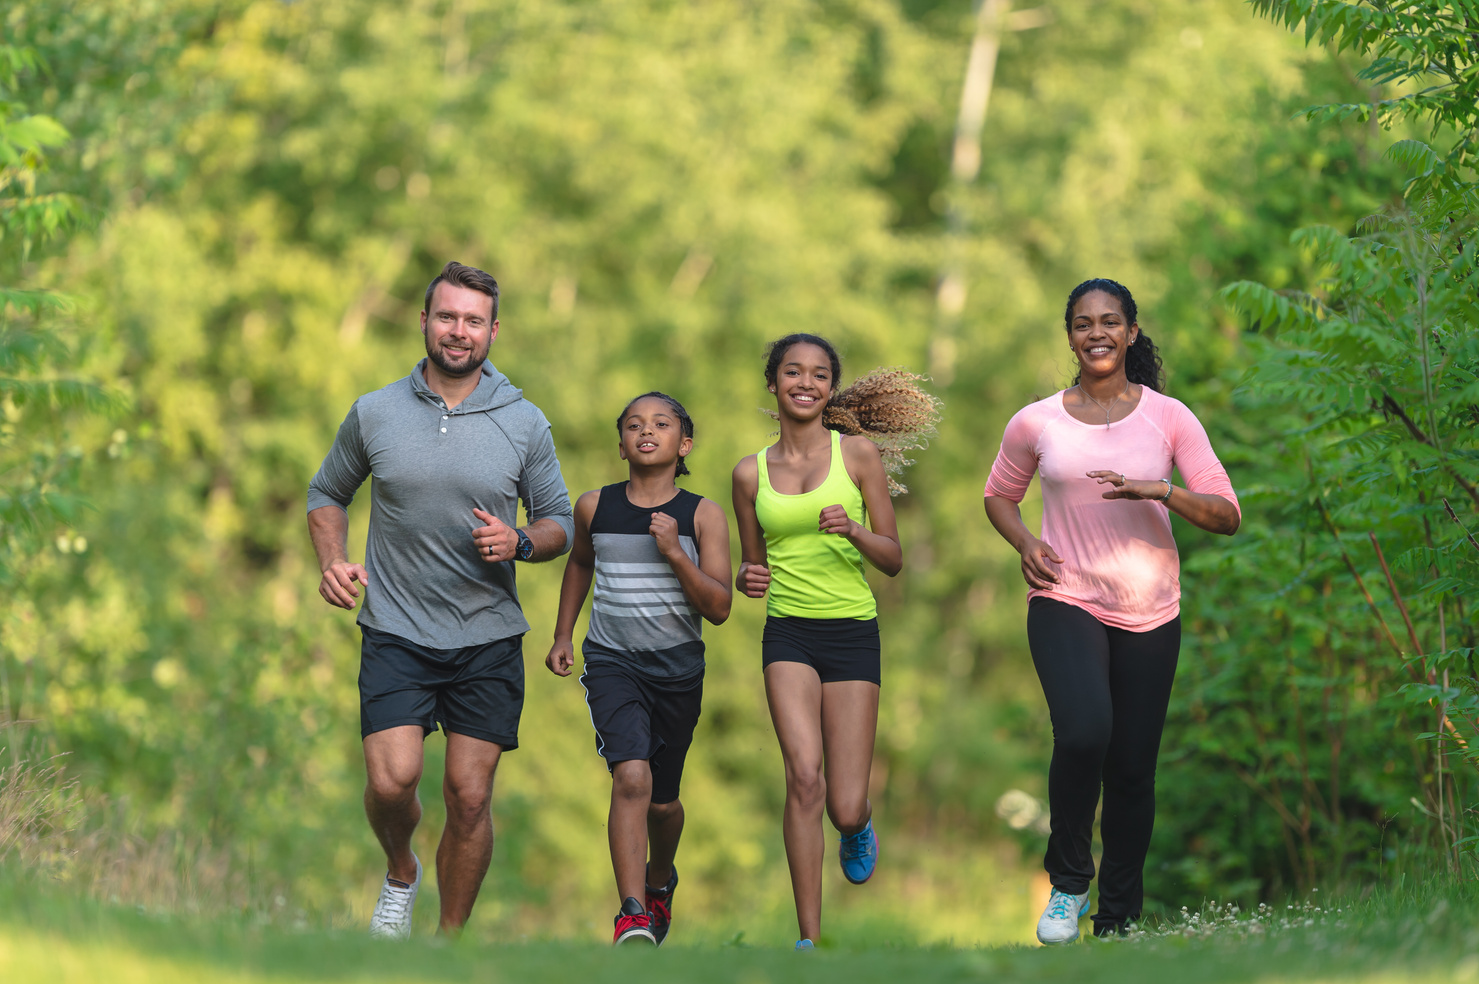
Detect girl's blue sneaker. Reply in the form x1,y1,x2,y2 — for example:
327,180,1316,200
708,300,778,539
838,819,878,884
795,939,816,951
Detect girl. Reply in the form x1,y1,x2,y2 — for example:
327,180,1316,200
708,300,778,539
546,392,732,946
731,334,940,950
983,279,1240,942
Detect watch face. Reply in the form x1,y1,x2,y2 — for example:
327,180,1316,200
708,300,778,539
517,531,534,559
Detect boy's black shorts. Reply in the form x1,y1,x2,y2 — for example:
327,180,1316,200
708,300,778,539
761,615,881,685
579,660,704,805
359,625,524,749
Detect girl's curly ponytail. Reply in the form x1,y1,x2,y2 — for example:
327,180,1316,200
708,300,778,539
763,335,943,495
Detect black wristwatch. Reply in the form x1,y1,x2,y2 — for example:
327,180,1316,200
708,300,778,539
515,528,535,561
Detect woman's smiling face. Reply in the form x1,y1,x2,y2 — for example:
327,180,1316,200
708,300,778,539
1069,290,1139,380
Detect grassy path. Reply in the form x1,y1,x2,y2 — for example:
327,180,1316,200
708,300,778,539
3,878,1477,983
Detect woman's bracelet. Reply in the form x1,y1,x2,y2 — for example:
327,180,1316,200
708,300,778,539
1159,478,1173,502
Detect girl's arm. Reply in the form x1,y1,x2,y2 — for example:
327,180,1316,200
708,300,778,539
649,498,733,624
546,491,599,676
983,494,1064,590
825,436,902,577
731,455,771,598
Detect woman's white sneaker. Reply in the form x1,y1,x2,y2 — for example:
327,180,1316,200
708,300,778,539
1036,887,1090,944
369,855,421,940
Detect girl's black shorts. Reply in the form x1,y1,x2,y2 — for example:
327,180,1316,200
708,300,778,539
761,615,881,685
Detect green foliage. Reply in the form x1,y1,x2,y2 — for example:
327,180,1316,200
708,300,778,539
1251,1,1479,179
0,44,83,262
0,0,1455,938
1162,0,1479,894
0,41,110,581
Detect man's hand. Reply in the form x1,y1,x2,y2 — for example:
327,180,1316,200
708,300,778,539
473,507,518,562
650,511,681,559
737,561,771,599
319,561,370,609
546,638,576,677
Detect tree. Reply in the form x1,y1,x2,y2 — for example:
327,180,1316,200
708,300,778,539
1210,0,1479,879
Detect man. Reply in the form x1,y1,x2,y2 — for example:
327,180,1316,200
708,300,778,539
307,261,573,938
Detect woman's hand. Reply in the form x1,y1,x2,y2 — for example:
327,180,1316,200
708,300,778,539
1089,470,1239,535
1088,470,1166,501
1018,536,1064,590
984,495,1062,590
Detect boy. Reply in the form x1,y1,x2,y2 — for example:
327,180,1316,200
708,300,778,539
546,393,732,945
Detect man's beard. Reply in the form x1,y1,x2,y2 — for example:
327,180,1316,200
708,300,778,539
426,336,488,377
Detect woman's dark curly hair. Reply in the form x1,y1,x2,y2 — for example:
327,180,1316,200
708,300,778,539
616,391,694,479
1063,278,1164,393
763,333,942,495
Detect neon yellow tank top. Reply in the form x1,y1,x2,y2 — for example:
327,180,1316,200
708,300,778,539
754,429,877,619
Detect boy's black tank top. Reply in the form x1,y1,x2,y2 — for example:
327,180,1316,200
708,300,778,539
582,483,705,678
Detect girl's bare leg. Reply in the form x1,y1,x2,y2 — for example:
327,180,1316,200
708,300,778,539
765,661,826,942
821,680,879,836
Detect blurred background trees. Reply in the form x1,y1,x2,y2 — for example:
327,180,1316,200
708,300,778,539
0,0,1470,943
0,40,109,586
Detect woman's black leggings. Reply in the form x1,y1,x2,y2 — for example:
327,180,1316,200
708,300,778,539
1026,596,1181,932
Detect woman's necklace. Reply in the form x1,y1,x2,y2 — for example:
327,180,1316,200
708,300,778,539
1078,380,1130,429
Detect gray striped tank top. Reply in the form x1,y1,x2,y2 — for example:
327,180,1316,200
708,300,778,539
582,483,704,678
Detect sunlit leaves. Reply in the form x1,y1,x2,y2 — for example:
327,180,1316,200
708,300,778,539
1253,2,1479,173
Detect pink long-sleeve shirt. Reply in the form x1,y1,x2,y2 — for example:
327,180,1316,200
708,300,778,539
984,387,1240,631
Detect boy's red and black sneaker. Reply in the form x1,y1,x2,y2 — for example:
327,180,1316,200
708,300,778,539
644,864,679,947
613,896,656,945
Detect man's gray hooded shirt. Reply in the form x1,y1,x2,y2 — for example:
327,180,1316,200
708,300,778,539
307,360,574,649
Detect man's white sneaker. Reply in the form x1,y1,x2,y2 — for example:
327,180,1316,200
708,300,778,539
369,856,421,940
1036,887,1090,944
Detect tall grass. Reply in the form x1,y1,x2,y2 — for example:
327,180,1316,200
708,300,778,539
0,721,79,868
0,720,259,919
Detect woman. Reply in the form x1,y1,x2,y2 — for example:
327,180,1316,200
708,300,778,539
732,333,939,950
983,279,1240,942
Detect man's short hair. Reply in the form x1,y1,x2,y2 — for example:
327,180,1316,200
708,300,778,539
424,261,500,320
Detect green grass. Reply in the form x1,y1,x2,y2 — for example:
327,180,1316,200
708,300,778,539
4,872,1479,983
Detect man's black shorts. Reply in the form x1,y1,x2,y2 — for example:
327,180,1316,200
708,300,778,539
359,625,524,749
579,660,703,805
761,615,881,685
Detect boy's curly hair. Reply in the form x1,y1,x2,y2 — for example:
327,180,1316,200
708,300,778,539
763,334,943,495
